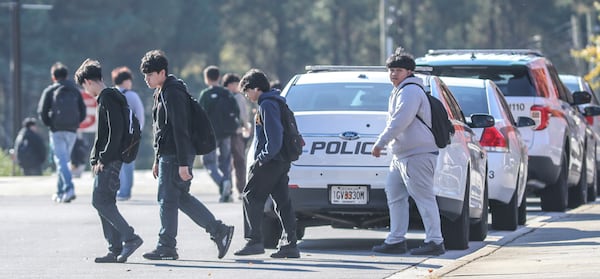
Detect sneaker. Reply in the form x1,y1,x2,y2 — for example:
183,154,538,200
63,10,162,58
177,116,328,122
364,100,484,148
117,235,143,263
52,193,62,203
142,247,179,260
211,225,234,259
410,241,445,256
234,242,265,256
94,252,119,263
220,180,232,202
372,241,407,254
270,244,300,259
61,189,76,203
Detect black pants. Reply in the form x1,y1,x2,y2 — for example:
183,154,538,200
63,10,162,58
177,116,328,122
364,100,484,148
92,160,135,253
242,159,297,245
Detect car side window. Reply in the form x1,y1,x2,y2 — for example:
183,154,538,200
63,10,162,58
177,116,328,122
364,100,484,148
439,83,465,123
495,87,516,125
547,65,573,104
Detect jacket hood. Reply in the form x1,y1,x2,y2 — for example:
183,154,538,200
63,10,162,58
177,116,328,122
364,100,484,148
163,74,189,93
98,87,127,107
258,89,284,103
398,75,425,89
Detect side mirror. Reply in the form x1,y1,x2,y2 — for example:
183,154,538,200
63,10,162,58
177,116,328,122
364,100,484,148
516,116,536,127
572,91,591,105
469,113,495,128
583,105,600,117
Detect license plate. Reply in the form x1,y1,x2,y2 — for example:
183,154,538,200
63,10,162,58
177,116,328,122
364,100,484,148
330,185,368,205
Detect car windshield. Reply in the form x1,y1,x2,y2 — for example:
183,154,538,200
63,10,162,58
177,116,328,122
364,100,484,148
285,83,393,112
446,85,490,117
431,66,537,97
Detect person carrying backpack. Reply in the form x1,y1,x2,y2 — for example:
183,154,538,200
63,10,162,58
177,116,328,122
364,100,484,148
233,69,300,259
75,59,143,263
198,65,240,203
37,62,86,203
371,47,446,256
13,117,47,176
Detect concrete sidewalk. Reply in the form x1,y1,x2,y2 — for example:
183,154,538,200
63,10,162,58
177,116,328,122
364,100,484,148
422,201,600,279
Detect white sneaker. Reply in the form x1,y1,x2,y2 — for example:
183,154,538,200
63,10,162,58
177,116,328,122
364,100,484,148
61,189,76,203
51,193,62,203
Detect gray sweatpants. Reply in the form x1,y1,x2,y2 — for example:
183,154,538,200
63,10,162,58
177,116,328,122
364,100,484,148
384,152,444,245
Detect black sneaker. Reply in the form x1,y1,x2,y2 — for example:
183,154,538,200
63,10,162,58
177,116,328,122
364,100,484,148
234,242,265,256
372,241,407,254
117,235,143,263
410,241,445,256
211,225,234,259
142,247,179,260
94,252,119,263
270,244,300,259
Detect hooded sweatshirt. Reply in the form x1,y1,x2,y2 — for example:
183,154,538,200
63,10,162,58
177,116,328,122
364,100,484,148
152,75,194,165
90,87,127,165
374,75,438,159
254,90,286,164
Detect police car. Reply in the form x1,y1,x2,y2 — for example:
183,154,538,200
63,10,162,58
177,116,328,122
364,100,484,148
262,66,492,250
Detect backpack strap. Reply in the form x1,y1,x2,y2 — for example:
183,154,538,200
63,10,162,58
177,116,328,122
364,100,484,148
400,82,433,132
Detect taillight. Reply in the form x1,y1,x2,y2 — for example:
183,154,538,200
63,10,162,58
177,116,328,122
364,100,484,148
530,105,551,130
479,127,508,152
586,116,594,125
289,184,299,189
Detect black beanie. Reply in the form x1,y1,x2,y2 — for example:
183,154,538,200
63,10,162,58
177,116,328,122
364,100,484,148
386,47,415,70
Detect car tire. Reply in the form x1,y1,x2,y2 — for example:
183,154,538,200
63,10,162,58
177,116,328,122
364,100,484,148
587,161,597,202
541,152,568,212
490,187,518,231
262,214,282,249
517,187,527,226
441,172,470,250
469,179,488,241
568,155,588,208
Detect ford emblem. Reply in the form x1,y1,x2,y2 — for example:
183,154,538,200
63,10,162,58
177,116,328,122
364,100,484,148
339,131,360,140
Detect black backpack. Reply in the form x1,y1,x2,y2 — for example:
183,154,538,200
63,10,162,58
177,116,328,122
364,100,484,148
270,98,304,161
50,84,82,130
189,94,217,155
205,88,240,138
120,101,142,163
401,82,454,148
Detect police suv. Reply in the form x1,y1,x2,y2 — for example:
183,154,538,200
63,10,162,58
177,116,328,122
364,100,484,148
262,66,492,250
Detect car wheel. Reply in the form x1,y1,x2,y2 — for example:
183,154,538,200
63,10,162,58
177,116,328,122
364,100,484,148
541,152,568,212
490,186,518,231
568,155,587,208
441,172,470,250
262,214,282,249
517,187,527,226
587,161,597,202
469,178,488,241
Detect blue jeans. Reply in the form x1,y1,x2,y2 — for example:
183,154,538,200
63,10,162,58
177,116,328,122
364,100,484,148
202,136,232,193
92,160,136,253
118,160,135,198
156,154,223,249
49,131,76,195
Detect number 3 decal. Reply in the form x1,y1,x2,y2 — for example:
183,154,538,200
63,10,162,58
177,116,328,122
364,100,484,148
488,171,495,179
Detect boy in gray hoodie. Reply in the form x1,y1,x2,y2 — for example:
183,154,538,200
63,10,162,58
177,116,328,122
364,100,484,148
371,48,445,256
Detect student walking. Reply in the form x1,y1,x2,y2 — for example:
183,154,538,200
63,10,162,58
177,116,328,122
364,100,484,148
13,117,47,176
37,62,86,203
140,50,234,260
371,48,445,256
234,69,300,259
75,59,143,263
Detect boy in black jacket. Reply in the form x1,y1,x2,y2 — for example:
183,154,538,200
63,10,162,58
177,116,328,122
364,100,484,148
139,50,234,260
75,59,143,263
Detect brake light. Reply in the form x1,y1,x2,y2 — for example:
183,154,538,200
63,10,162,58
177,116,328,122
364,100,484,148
530,105,551,130
479,127,508,152
289,184,299,189
586,116,594,125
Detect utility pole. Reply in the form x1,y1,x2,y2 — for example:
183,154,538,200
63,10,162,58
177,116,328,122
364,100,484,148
380,0,387,64
2,1,52,175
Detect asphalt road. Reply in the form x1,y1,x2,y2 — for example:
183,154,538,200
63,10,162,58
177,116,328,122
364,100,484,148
0,170,596,279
